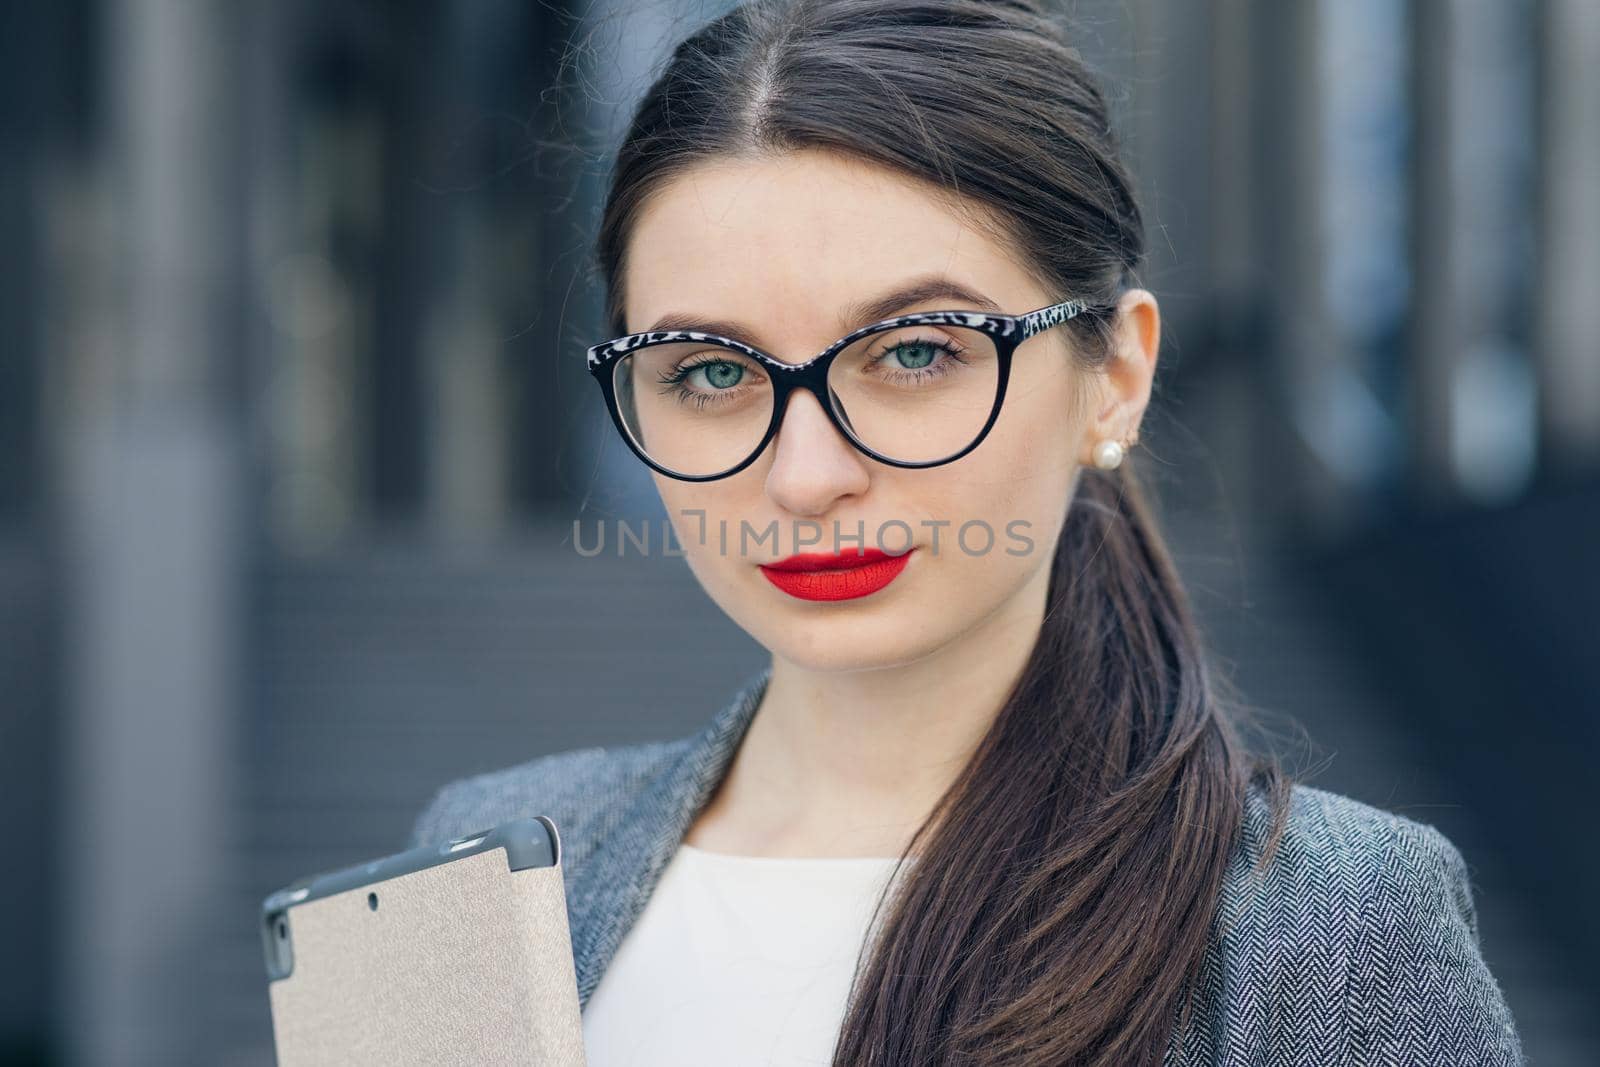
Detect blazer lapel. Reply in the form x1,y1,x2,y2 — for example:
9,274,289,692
569,664,772,1009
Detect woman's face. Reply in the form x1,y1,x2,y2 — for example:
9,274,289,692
620,149,1151,672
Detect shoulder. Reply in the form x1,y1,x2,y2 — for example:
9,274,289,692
406,737,689,859
1174,779,1523,1064
1238,779,1477,912
1239,781,1492,968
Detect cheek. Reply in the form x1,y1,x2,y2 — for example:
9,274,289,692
899,416,1075,605
652,477,758,586
944,359,1081,531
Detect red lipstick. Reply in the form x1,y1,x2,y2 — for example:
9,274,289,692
758,547,915,602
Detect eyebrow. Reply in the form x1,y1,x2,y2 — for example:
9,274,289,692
640,274,1007,347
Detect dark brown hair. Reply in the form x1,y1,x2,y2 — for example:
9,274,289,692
589,0,1290,1062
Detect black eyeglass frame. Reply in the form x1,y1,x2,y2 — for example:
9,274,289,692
585,298,1109,483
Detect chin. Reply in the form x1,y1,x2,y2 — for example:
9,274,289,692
770,638,938,675
755,607,953,674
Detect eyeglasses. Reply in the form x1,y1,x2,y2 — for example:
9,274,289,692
585,298,1109,482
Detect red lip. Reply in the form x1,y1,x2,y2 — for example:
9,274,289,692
758,547,915,601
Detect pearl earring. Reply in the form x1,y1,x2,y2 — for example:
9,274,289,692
1092,432,1138,471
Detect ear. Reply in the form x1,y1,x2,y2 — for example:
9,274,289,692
1084,289,1159,457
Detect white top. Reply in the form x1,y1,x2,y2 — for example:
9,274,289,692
581,842,913,1066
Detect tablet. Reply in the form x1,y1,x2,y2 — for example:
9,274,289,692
262,815,586,1066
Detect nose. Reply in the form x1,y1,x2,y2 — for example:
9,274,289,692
763,387,871,517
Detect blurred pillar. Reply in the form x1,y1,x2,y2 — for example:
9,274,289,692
0,3,64,1054
1412,0,1541,505
1412,1,1470,501
1253,0,1346,535
1204,0,1269,534
1536,0,1600,469
56,1,246,1063
0,6,45,522
368,1,439,523
420,2,512,545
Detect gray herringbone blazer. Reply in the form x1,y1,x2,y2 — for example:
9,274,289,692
409,666,1525,1065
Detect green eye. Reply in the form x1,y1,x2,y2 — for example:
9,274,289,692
695,362,745,389
889,342,938,370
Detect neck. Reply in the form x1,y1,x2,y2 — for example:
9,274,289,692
692,566,1050,858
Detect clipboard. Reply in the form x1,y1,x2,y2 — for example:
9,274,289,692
262,815,586,1066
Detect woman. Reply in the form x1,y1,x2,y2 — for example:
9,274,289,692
411,0,1524,1063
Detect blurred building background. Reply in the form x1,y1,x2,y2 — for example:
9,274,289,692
1,0,1596,1063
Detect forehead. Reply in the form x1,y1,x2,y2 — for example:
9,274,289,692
622,149,1040,341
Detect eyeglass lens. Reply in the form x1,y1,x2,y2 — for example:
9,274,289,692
611,322,1001,478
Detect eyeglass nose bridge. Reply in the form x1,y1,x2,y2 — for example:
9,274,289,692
758,352,868,461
